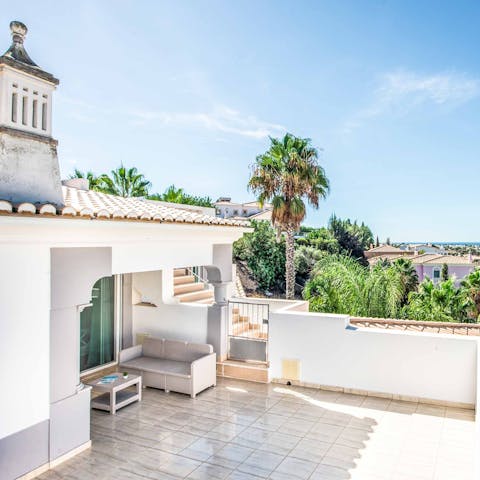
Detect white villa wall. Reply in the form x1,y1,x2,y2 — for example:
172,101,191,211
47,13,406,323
0,244,50,439
269,311,478,406
133,305,209,345
131,270,209,345
0,216,247,444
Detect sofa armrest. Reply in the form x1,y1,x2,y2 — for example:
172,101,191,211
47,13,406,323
191,353,216,397
119,345,143,363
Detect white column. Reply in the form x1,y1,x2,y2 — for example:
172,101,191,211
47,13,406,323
212,282,228,305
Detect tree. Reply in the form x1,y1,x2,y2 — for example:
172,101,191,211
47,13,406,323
404,278,470,323
375,236,380,247
392,258,418,305
294,246,327,284
295,227,340,254
460,269,480,322
249,133,330,299
328,215,373,263
98,165,152,197
303,254,405,318
149,185,214,207
68,168,103,191
441,263,449,282
156,185,184,203
233,220,285,292
386,237,391,245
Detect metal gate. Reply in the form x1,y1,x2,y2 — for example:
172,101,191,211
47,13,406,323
227,301,269,362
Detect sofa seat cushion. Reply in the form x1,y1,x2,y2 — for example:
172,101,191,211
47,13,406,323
121,357,191,378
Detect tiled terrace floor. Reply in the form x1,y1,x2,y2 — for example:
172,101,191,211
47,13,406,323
40,378,475,480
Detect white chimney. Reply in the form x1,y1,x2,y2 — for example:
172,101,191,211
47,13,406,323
0,21,63,205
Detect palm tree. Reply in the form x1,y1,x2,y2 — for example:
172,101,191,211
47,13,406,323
392,258,418,305
98,165,151,197
461,269,480,321
405,278,470,323
68,169,103,191
249,133,330,299
161,185,185,203
303,254,404,318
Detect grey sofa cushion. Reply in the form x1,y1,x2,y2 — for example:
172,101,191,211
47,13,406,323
121,356,191,378
142,337,164,358
186,342,213,361
164,339,188,361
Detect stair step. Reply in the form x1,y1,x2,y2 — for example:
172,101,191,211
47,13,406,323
176,289,214,303
174,275,195,285
174,282,205,295
217,361,268,383
174,268,187,277
196,298,215,305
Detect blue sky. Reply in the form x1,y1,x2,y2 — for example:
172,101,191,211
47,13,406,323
2,1,480,241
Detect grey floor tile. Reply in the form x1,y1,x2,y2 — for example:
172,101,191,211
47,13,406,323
271,456,317,479
158,453,202,477
187,462,233,479
181,437,227,461
207,443,254,469
289,437,330,463
236,449,284,478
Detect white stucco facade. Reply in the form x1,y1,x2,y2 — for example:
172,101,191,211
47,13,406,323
0,214,247,478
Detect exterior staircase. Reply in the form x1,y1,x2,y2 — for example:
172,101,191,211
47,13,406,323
173,268,214,305
231,306,268,340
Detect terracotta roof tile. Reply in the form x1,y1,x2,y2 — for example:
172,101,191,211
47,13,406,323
0,186,250,228
366,245,404,254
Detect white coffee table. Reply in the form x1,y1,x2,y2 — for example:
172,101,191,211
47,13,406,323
86,373,142,414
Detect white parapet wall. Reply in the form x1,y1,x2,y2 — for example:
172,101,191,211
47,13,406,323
269,310,478,407
229,296,309,313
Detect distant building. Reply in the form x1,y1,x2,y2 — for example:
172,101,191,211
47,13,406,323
366,246,477,284
399,243,447,255
214,197,272,222
411,253,477,285
365,245,414,261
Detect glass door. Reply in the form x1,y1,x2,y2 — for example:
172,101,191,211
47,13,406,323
80,276,115,372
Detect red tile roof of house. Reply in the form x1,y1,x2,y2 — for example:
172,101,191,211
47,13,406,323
0,186,250,228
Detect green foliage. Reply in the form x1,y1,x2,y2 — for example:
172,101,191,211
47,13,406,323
296,228,340,254
303,254,405,318
404,278,471,323
391,258,419,305
460,269,480,321
233,221,285,292
149,185,213,207
327,214,373,262
441,263,449,282
294,246,327,280
98,165,152,197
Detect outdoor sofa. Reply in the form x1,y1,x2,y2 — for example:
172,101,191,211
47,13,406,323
119,337,216,398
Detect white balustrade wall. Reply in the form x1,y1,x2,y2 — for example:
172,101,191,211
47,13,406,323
269,310,478,407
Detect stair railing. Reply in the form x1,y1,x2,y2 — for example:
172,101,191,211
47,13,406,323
185,266,214,290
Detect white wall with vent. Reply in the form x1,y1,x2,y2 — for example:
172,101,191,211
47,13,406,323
269,310,478,406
